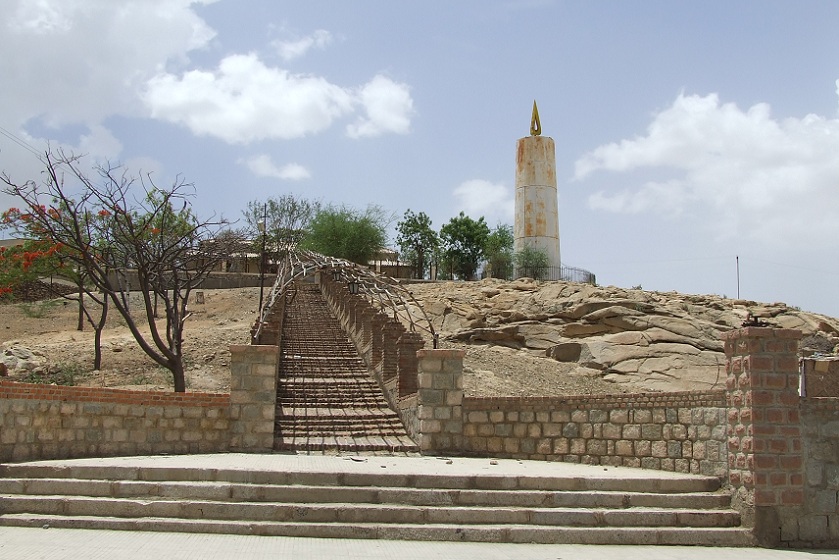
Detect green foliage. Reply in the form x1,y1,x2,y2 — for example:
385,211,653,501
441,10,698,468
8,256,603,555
301,204,390,265
396,210,438,279
439,212,490,280
243,194,321,256
484,224,514,279
514,246,550,280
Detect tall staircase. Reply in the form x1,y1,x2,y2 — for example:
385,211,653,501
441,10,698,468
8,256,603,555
274,283,418,454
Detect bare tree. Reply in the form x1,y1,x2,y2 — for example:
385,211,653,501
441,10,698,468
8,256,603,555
243,194,321,263
2,149,233,392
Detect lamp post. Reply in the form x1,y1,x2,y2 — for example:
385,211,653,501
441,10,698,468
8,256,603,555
257,204,267,317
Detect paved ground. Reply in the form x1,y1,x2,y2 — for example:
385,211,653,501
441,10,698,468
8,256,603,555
1,526,835,560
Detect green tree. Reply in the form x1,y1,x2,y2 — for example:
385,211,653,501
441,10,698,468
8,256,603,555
484,224,514,279
242,194,321,264
2,149,233,392
514,246,550,280
396,210,437,279
439,212,490,280
301,204,391,265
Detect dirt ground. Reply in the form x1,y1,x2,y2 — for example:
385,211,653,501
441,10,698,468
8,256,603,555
1,286,641,396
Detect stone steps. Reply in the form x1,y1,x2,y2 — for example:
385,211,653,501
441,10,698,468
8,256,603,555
0,460,753,546
0,514,755,545
275,283,418,454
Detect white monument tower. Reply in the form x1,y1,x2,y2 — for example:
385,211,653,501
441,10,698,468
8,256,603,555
514,101,561,272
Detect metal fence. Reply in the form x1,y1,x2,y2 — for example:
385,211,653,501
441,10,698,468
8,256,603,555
486,264,596,285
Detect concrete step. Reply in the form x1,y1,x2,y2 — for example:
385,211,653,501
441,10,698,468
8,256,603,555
0,453,747,545
0,494,742,528
0,479,733,509
0,513,756,546
0,464,722,493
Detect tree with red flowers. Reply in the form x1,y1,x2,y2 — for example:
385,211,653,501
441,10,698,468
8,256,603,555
2,149,233,392
0,237,64,298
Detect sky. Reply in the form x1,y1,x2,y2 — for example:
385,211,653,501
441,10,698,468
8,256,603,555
2,1,839,316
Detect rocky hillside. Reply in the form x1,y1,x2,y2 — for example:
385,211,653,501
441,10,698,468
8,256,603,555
404,278,839,394
3,279,836,398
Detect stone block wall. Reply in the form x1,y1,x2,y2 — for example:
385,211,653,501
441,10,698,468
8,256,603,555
459,393,728,475
416,349,465,452
0,380,230,463
229,344,278,452
413,350,727,476
800,398,839,547
0,343,279,463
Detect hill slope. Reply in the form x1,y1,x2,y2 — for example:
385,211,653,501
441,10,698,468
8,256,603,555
2,280,836,397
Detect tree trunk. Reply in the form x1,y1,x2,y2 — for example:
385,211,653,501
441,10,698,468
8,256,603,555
93,297,108,370
76,284,85,331
172,359,186,393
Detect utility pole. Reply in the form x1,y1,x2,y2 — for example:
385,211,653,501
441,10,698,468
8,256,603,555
736,255,740,299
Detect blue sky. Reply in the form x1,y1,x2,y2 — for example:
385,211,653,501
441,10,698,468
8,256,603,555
2,1,839,316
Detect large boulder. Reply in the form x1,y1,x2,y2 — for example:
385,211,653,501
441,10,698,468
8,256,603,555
1,344,48,376
406,278,839,392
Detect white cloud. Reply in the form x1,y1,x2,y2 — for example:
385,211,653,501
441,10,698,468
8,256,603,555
575,89,839,244
146,57,415,143
144,53,355,143
346,75,414,138
241,154,311,180
1,0,216,129
452,179,514,225
273,29,333,61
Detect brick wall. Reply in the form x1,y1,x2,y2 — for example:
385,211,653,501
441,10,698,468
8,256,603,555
0,343,279,462
723,327,804,546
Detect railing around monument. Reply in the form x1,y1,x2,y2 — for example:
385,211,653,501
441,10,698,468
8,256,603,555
485,264,596,284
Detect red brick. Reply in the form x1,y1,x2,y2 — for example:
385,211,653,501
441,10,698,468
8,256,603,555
781,489,804,505
755,455,777,469
755,489,778,506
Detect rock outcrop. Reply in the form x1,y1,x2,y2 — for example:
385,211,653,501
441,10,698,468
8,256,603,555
405,278,839,392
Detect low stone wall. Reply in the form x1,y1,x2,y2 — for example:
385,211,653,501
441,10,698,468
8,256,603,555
460,392,728,476
0,344,279,463
0,381,230,462
412,349,727,476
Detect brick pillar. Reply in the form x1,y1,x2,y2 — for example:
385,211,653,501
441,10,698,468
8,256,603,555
370,314,387,373
723,327,802,546
397,331,425,397
229,345,278,452
358,307,377,365
416,349,465,453
382,319,405,382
